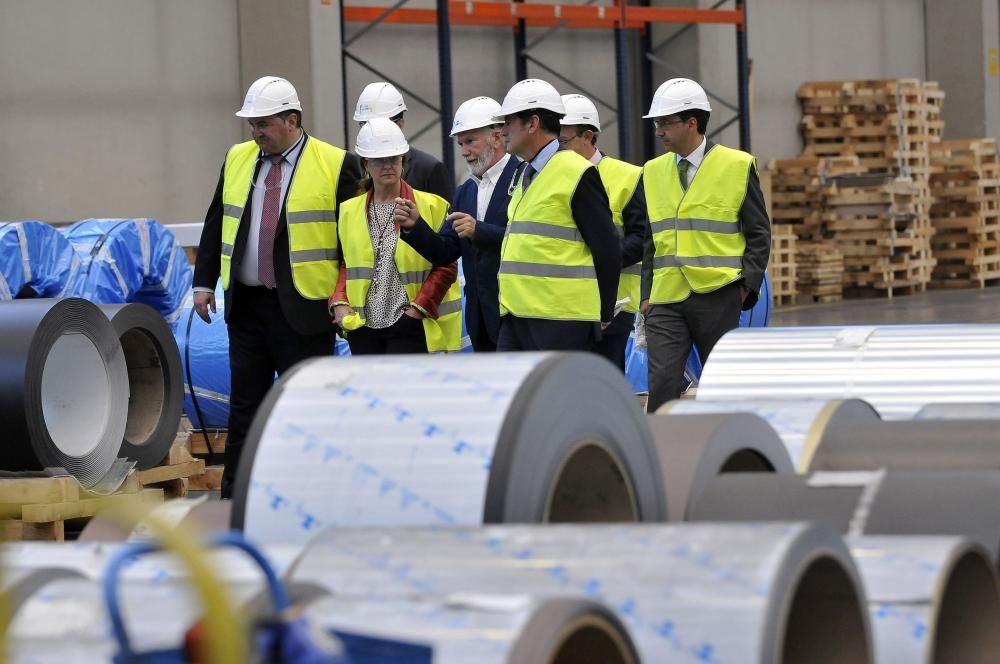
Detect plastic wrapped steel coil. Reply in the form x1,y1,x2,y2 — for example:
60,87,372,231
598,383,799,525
646,412,795,520
696,325,1000,419
850,536,1000,664
231,353,668,543
287,523,874,664
659,398,881,472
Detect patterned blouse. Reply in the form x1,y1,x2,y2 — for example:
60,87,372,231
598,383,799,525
364,200,410,329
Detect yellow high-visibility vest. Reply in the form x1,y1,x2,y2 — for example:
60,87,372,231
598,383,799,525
338,189,462,352
643,145,753,304
220,137,346,299
597,156,643,314
499,150,601,321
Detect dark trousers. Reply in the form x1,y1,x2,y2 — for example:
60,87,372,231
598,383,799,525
646,282,743,412
592,311,635,372
346,314,428,355
223,283,333,498
470,303,497,352
497,314,595,352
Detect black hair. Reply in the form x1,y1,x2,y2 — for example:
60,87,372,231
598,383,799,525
677,109,710,134
514,108,563,136
276,108,303,128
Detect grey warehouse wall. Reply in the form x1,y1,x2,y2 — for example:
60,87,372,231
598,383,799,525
0,0,243,225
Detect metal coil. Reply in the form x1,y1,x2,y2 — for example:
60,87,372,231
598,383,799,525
287,523,874,663
689,470,1000,561
306,595,640,663
0,298,128,487
231,353,668,543
696,325,1000,419
646,412,794,520
100,303,183,469
659,398,880,472
850,536,1000,663
914,403,1000,420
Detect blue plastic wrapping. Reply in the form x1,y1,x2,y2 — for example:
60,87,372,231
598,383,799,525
62,218,192,327
0,221,79,300
624,272,772,393
176,285,231,430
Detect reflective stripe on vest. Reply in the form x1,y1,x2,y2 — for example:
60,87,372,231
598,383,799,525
339,189,463,352
643,144,753,304
499,150,600,321
597,156,643,314
219,137,346,299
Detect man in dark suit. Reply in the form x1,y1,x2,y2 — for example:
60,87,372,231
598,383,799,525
353,82,454,202
193,76,361,497
397,96,518,351
641,78,770,411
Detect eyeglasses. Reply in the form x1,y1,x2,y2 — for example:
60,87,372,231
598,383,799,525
653,117,686,129
557,132,584,146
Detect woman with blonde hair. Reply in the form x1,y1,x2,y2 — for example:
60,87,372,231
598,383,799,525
330,118,461,354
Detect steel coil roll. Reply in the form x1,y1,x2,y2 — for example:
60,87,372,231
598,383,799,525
696,325,1000,419
0,298,128,487
808,419,1000,472
287,523,874,663
690,470,1000,560
850,536,1000,664
307,595,639,664
231,353,667,543
99,303,183,469
646,413,794,520
915,403,1000,420
659,398,881,472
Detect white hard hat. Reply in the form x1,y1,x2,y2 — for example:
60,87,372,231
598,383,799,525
498,79,566,117
354,82,408,121
450,96,503,136
236,76,302,118
355,117,410,159
559,94,601,131
643,78,712,119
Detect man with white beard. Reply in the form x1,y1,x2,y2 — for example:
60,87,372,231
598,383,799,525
399,97,521,351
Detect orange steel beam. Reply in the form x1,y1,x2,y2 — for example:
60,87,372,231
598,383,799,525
342,2,744,30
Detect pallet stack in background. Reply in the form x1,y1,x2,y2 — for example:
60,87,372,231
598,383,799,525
929,138,1000,288
761,78,1000,305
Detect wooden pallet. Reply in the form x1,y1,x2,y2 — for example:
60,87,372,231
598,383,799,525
0,473,164,542
795,241,844,304
139,444,209,498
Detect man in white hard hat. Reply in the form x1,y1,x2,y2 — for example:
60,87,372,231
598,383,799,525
397,96,520,351
558,93,650,371
493,79,621,352
641,77,771,411
354,82,454,202
192,75,362,498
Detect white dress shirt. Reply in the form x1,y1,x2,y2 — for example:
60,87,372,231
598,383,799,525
589,149,603,166
236,129,307,287
675,136,707,189
474,153,512,220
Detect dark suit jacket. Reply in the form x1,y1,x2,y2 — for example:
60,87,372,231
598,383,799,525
640,139,771,310
193,134,362,336
401,155,520,347
404,147,455,203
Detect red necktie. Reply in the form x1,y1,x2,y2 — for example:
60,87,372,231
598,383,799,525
257,154,283,289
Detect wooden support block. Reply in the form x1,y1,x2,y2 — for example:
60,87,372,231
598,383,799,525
157,478,190,499
189,431,228,456
138,460,206,486
166,445,195,466
0,476,79,505
188,466,223,492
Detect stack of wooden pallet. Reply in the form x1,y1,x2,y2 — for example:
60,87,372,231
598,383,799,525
794,79,943,297
175,418,225,492
795,241,844,303
929,138,1000,288
821,174,934,297
767,157,824,241
769,225,797,306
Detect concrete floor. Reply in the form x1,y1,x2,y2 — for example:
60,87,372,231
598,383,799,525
770,286,1000,327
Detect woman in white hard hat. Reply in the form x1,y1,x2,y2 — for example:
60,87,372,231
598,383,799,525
329,118,462,354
